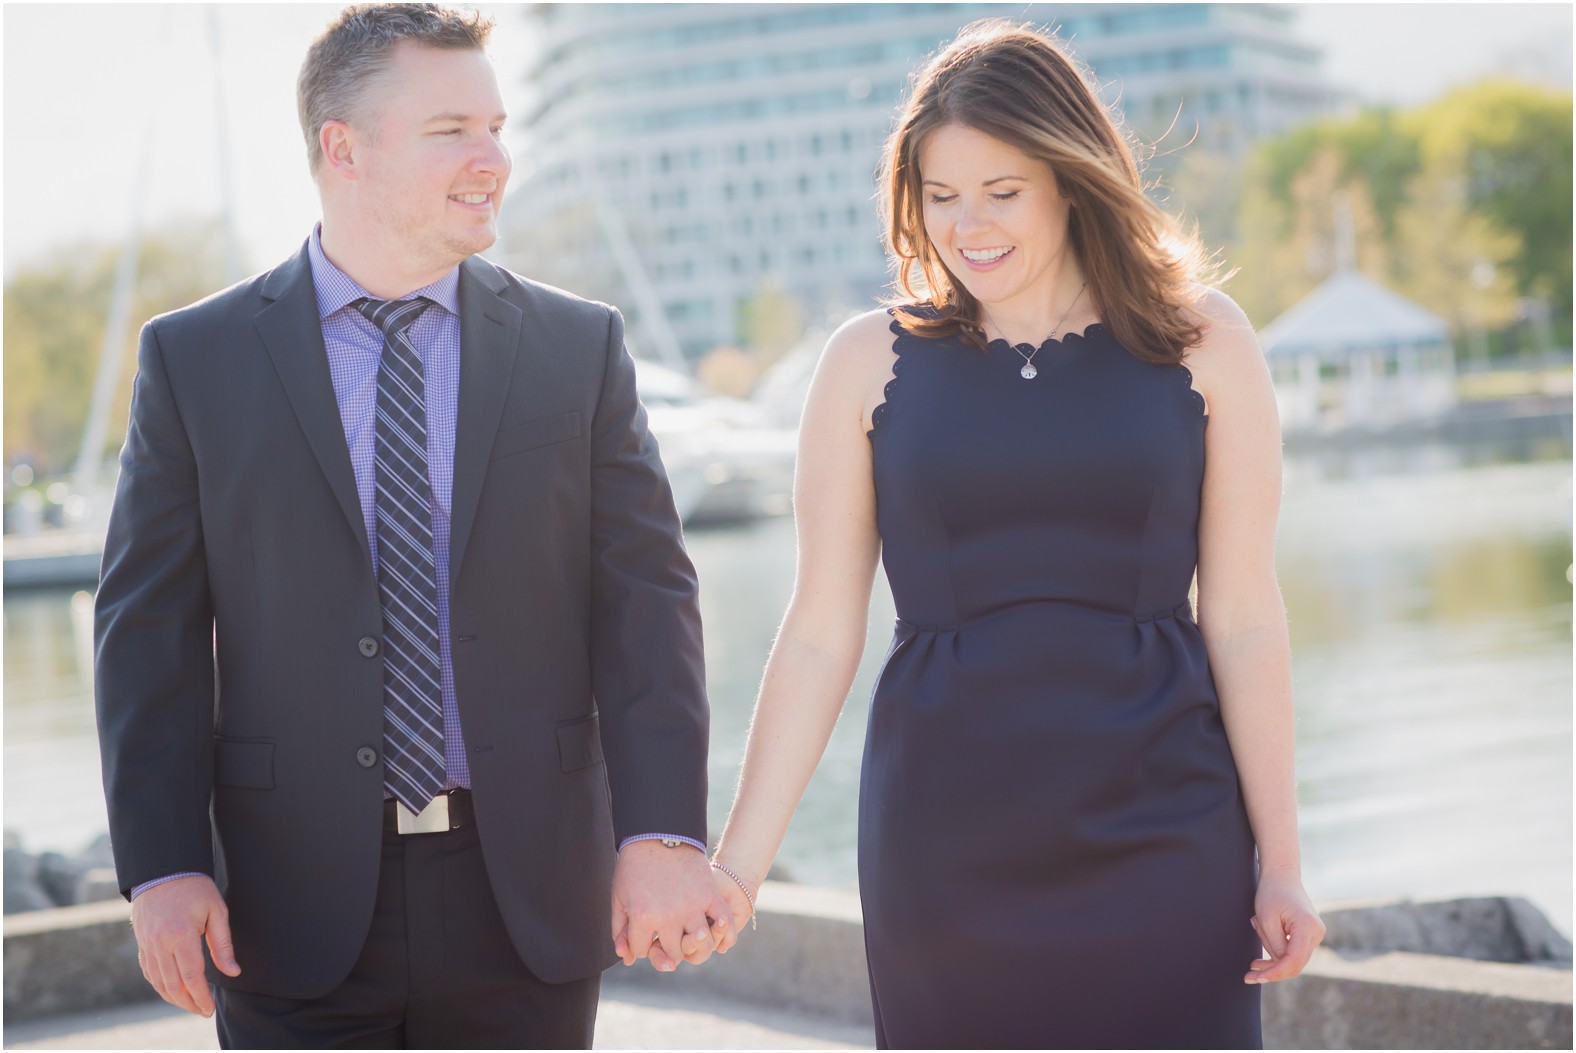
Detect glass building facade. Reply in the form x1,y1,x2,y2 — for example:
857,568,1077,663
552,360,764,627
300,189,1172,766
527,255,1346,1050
500,3,1336,358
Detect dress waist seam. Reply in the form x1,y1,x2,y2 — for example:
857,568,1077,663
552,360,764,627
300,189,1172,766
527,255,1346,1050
1136,600,1194,623
896,600,1192,634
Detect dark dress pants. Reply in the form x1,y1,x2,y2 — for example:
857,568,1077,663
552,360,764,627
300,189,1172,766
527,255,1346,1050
215,820,599,1049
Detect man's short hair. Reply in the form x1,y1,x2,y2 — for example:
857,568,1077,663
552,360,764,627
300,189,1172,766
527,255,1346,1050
298,3,494,175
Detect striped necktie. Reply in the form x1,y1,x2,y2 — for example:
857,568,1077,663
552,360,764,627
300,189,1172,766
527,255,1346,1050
356,296,445,813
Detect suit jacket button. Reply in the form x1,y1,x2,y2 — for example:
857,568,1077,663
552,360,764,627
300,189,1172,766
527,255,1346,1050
358,637,379,658
356,747,378,768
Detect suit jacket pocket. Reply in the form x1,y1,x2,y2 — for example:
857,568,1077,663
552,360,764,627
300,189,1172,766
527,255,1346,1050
214,738,275,789
555,713,603,772
491,411,582,461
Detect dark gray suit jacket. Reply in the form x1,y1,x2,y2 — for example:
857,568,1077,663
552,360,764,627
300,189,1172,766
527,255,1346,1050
95,244,709,998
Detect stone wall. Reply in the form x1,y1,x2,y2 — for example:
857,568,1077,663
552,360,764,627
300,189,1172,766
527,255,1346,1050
6,884,1572,1047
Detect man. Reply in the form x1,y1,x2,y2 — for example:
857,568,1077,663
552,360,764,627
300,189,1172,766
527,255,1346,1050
94,5,727,1046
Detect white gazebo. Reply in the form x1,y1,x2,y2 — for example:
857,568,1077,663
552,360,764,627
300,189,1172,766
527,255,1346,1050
1259,269,1456,433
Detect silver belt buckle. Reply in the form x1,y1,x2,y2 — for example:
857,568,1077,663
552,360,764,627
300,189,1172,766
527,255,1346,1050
396,794,451,835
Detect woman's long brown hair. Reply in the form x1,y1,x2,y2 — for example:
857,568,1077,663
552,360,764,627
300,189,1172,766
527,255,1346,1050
881,20,1211,364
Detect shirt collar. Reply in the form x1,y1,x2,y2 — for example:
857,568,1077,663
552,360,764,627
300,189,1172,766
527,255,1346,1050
307,223,461,320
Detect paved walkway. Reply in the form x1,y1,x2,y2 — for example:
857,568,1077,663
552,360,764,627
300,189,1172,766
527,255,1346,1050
4,983,874,1050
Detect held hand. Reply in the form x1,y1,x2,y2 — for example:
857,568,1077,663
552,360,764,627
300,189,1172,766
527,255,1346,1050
708,861,759,955
610,841,731,971
131,875,240,1017
1245,869,1325,984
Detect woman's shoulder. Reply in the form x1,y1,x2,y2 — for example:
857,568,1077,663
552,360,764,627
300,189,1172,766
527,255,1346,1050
805,309,908,429
1179,285,1261,366
836,306,906,341
1181,285,1253,337
1177,285,1272,411
819,308,906,372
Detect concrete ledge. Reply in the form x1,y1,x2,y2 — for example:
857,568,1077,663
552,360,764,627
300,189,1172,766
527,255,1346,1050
4,899,154,1024
7,887,1573,1048
1263,948,1572,1049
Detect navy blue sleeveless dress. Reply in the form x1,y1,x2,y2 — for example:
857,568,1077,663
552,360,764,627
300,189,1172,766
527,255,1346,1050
859,312,1262,1049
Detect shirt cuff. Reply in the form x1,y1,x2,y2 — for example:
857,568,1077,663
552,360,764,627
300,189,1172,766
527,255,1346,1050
618,833,707,854
129,872,208,900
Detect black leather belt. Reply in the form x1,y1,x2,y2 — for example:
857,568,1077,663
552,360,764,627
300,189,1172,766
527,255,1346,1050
383,788,474,835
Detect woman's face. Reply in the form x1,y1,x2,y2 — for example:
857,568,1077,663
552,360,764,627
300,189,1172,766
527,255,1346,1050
917,123,1077,316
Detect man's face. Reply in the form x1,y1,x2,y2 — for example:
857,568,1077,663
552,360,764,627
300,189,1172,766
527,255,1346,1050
349,42,511,271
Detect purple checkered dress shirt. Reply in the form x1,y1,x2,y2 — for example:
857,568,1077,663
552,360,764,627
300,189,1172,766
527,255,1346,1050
306,227,471,794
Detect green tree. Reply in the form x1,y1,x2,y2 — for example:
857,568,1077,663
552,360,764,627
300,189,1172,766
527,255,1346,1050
4,217,239,476
1253,107,1421,242
1390,151,1524,351
734,278,807,367
1409,80,1573,318
1231,79,1571,336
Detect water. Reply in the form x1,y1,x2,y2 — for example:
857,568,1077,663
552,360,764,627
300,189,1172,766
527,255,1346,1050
5,444,1570,935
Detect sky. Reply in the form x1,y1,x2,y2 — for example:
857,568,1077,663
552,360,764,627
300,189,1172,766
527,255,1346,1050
3,3,1572,278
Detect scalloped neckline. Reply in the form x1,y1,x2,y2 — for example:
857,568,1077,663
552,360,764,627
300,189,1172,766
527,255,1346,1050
987,322,1106,355
870,314,1207,440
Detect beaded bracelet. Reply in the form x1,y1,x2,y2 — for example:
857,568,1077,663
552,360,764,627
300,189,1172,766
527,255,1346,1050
710,860,758,930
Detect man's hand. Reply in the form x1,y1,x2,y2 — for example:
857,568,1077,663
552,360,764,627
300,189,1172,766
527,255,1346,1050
610,841,731,971
131,875,240,1016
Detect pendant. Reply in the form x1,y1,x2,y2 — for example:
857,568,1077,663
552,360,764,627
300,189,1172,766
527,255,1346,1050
1020,363,1038,379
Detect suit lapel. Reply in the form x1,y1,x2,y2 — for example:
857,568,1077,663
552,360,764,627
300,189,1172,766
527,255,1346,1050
254,245,372,565
450,256,522,581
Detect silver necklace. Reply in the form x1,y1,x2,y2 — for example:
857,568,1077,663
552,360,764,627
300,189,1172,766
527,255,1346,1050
1011,283,1087,379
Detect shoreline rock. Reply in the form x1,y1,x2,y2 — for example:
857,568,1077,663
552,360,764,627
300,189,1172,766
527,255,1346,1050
3,831,121,915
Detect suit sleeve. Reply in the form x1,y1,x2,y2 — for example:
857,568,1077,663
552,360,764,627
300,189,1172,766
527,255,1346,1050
94,320,217,896
585,306,710,845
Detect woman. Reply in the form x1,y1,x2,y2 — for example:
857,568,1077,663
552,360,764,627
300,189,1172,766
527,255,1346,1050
705,21,1323,1048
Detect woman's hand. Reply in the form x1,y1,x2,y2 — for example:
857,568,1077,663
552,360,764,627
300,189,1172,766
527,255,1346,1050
708,862,759,954
1246,869,1325,983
